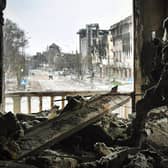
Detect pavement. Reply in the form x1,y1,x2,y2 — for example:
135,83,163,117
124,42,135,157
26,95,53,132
6,72,133,93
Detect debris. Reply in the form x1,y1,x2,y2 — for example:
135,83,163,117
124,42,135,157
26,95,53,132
48,105,60,120
25,149,78,168
1,89,168,168
55,124,113,160
94,142,112,157
79,147,139,168
98,113,130,142
0,112,23,160
0,112,23,141
0,161,37,168
145,106,168,149
16,93,130,159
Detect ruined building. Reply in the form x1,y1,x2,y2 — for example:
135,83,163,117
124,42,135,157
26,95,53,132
78,16,133,81
46,43,62,70
110,16,133,81
77,24,109,78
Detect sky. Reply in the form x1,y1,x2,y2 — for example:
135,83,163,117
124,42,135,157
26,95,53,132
5,0,132,55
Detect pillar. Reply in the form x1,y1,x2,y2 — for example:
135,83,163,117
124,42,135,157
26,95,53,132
13,96,21,113
0,0,6,111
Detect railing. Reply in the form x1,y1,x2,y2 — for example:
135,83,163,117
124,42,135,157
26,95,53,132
5,91,133,118
5,90,108,113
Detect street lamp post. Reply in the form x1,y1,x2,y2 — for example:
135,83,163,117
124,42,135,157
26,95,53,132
20,68,26,90
99,63,103,78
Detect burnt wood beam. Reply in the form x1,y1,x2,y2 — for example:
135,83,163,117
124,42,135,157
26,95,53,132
16,93,130,159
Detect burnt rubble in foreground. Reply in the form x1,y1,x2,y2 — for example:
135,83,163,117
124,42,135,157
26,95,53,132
0,92,168,168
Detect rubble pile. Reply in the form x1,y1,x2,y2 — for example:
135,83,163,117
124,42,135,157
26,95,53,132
97,113,131,142
146,106,168,149
0,93,168,168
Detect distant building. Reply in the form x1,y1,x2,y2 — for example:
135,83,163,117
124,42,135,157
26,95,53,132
29,43,62,71
29,45,79,75
109,16,133,80
60,52,79,73
78,16,133,81
46,43,61,69
30,52,47,69
77,24,109,77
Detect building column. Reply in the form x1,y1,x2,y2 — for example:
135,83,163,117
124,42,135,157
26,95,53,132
133,0,144,105
0,0,6,111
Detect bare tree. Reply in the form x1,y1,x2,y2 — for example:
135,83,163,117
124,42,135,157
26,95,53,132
3,19,28,88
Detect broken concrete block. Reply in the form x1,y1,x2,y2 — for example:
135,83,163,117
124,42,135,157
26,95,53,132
145,106,168,148
125,152,152,168
26,149,78,168
0,112,23,141
94,143,112,157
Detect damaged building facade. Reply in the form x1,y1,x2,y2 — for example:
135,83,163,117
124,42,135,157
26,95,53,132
77,24,109,78
78,16,133,81
110,16,133,81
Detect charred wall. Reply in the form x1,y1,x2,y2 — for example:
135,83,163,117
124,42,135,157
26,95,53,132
0,0,6,110
134,0,168,98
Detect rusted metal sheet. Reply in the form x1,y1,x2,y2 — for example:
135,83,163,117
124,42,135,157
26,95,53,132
17,93,130,159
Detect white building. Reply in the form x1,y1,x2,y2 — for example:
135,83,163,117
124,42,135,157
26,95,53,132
109,16,133,81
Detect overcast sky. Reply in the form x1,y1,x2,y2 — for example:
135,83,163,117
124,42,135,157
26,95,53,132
5,0,132,55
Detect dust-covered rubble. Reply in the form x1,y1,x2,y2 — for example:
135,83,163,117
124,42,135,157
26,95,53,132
0,96,168,167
